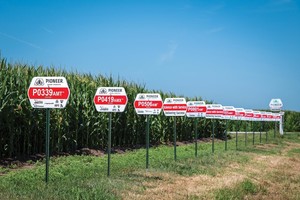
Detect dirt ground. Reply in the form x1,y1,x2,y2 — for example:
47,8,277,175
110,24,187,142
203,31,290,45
122,142,300,200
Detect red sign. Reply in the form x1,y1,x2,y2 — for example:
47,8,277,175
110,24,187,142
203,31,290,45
206,104,223,119
235,108,246,120
27,77,70,109
253,111,262,121
28,88,69,99
134,100,163,109
94,95,127,105
134,93,163,115
163,98,187,116
94,87,128,112
186,101,206,118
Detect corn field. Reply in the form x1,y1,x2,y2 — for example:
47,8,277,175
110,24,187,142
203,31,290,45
0,57,298,159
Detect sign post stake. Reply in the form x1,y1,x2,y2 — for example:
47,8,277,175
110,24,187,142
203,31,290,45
107,113,112,176
45,108,50,183
225,120,228,151
265,122,268,143
245,122,247,147
212,119,215,153
195,119,198,157
236,122,239,150
260,122,262,143
28,76,70,184
94,87,128,176
186,101,206,157
274,121,276,138
173,117,177,161
146,115,150,169
134,93,163,170
163,97,187,161
252,121,255,145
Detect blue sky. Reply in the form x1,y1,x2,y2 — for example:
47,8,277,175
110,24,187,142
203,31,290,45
1,0,299,111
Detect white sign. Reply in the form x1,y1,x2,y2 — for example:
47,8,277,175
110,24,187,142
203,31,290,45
244,109,254,121
235,108,246,121
253,111,262,121
94,87,128,112
223,106,236,120
163,98,187,116
134,93,163,115
269,99,283,111
186,101,206,118
206,104,223,119
27,77,70,109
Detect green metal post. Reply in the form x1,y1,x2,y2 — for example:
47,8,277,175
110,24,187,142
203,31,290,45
274,121,276,138
265,122,268,143
252,121,255,145
195,118,198,157
245,122,247,147
173,117,177,161
260,121,262,143
45,108,50,183
107,113,112,176
225,120,228,151
236,122,238,150
146,115,150,169
212,119,215,153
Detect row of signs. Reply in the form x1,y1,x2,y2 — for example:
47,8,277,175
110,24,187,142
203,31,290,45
27,77,282,122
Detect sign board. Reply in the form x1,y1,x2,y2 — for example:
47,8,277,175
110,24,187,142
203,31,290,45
27,77,70,108
163,98,187,116
134,93,163,115
261,112,268,121
235,108,245,120
94,87,128,112
273,113,281,122
186,101,206,118
269,99,283,111
244,109,254,121
253,111,262,121
223,106,236,120
266,112,274,122
206,104,223,119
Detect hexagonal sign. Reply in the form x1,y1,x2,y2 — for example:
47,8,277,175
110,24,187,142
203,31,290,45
27,77,70,109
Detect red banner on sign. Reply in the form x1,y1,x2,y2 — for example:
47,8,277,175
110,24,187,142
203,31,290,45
94,95,127,105
134,100,163,109
163,104,187,111
28,87,69,99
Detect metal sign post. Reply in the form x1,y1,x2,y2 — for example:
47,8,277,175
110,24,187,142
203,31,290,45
94,87,128,176
195,118,198,157
146,115,150,169
173,117,177,161
45,108,50,183
252,121,255,145
212,119,215,153
225,120,228,151
107,113,112,176
260,121,262,143
27,76,70,183
134,93,163,169
163,98,187,161
186,101,206,157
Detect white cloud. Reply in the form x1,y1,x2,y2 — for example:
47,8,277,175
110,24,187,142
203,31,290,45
0,32,41,49
160,42,178,64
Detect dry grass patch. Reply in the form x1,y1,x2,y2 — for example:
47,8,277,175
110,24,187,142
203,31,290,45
122,140,300,200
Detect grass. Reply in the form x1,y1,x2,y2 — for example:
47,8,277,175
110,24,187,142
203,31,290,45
0,132,299,199
214,179,260,200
